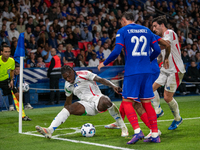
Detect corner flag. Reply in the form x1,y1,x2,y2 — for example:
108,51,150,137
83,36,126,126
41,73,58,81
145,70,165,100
14,32,25,64
13,32,25,133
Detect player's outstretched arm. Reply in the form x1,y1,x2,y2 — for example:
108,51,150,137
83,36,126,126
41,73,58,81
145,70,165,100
98,62,105,71
159,39,170,69
93,76,122,94
98,44,123,71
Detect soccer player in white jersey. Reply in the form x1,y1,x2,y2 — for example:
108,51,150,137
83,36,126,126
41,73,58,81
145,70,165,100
150,16,186,131
35,65,128,138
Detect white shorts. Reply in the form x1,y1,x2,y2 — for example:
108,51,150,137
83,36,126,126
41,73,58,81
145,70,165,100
155,71,184,93
78,94,103,116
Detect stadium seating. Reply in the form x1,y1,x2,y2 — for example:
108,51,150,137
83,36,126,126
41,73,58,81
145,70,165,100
64,62,75,67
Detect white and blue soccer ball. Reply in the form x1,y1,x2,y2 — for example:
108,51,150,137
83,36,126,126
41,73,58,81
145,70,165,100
81,123,96,137
22,82,29,92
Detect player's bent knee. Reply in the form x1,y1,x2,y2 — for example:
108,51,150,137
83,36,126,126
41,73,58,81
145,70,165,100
98,95,112,111
64,102,85,115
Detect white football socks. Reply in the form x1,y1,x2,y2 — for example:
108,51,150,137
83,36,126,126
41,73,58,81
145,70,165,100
48,108,70,133
168,98,181,121
107,103,126,129
151,90,162,114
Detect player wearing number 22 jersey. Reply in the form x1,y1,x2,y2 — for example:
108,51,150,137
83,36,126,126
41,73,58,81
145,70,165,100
98,12,161,144
103,23,161,101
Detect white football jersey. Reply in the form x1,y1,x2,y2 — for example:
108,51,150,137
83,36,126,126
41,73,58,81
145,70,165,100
64,70,102,101
160,29,186,74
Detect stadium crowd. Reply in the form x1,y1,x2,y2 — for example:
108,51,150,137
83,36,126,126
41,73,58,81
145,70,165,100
0,0,200,92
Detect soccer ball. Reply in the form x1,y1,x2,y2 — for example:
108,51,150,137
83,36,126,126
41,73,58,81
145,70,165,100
81,123,95,137
22,82,29,92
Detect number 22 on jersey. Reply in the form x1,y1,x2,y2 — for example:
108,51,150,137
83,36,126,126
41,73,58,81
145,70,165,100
131,36,147,56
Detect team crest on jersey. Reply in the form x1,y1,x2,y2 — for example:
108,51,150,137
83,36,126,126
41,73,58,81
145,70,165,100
116,34,120,37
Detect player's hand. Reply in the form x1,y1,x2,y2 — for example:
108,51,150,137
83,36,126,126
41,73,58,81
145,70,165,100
9,80,14,89
164,59,169,69
98,62,105,71
113,86,122,94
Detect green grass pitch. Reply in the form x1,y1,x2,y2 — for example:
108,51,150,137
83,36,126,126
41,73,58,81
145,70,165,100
0,95,200,150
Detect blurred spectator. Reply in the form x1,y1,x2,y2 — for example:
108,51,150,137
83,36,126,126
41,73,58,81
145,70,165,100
57,6,62,20
58,27,67,40
81,25,93,42
35,46,43,60
10,37,17,56
188,44,198,58
94,40,102,52
27,52,37,68
24,26,32,42
73,26,81,41
92,19,102,33
20,0,31,15
41,2,48,15
48,31,58,48
22,12,29,24
57,34,66,46
181,50,190,64
52,19,61,33
184,61,200,93
17,17,25,33
113,55,124,66
80,7,88,17
36,56,45,68
65,33,78,49
41,43,52,63
8,23,19,41
88,53,99,67
33,13,40,27
186,33,193,45
56,43,65,65
41,25,49,39
86,19,93,32
93,32,101,46
37,31,46,48
96,46,105,62
0,30,10,47
86,43,96,61
10,7,20,21
28,35,37,50
2,6,10,20
192,51,200,63
33,25,41,39
103,42,111,59
61,5,68,19
31,1,42,15
26,17,34,32
64,44,75,63
75,54,87,67
101,31,109,45
48,7,58,21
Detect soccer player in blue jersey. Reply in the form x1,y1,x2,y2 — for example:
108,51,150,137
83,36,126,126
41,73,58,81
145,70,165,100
98,12,161,144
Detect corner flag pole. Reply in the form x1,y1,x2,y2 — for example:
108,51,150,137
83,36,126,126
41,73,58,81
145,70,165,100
14,33,25,133
19,56,23,133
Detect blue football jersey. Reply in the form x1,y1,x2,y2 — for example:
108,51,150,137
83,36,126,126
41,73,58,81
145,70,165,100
115,23,160,76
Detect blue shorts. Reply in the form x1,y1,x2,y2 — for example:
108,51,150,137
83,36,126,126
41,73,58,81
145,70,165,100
152,72,160,84
122,73,154,103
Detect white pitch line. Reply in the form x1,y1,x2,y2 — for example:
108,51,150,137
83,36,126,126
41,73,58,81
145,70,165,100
22,132,135,150
22,117,200,150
